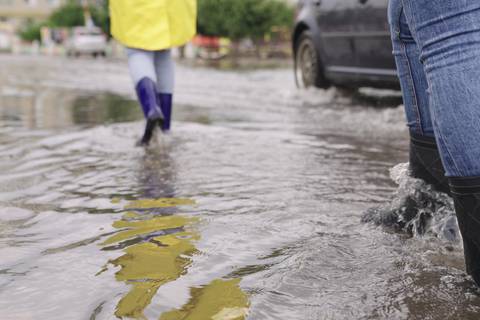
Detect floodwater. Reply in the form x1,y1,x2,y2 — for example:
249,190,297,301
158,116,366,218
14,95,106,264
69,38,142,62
0,55,479,320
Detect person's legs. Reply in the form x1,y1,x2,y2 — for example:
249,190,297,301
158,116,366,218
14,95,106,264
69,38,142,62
126,48,157,86
389,0,434,137
388,0,448,193
397,0,480,284
126,48,164,145
400,0,480,177
154,49,174,94
154,49,174,131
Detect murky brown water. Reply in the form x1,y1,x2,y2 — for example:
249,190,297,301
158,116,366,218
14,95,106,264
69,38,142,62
1,55,480,320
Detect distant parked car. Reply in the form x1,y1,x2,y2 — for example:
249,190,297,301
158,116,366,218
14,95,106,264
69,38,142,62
0,23,13,53
67,27,107,57
292,0,399,89
0,31,11,52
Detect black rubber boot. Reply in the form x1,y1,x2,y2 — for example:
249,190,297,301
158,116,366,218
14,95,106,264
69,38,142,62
449,177,480,286
410,133,450,195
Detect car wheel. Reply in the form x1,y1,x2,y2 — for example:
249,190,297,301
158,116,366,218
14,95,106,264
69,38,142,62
294,31,329,89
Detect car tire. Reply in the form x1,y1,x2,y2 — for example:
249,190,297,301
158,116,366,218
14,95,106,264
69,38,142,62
294,31,330,89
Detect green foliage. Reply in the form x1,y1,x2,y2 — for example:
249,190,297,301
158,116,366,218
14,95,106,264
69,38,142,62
197,0,232,37
49,1,85,27
18,0,110,42
18,21,47,42
49,0,109,34
198,0,294,40
90,2,110,36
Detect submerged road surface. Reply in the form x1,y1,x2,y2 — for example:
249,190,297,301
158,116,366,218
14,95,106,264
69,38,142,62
0,55,478,320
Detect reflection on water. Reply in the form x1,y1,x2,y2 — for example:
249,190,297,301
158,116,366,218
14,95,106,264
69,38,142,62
125,199,197,210
102,207,199,319
100,143,248,319
0,88,141,129
160,279,249,320
71,93,142,126
102,198,249,319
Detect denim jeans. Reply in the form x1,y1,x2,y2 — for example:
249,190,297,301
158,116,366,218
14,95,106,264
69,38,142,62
388,0,480,177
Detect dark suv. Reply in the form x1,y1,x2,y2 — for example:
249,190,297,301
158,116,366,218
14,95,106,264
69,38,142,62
293,0,399,89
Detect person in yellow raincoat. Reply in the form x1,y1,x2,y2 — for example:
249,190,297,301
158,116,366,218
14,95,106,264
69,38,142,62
109,0,197,146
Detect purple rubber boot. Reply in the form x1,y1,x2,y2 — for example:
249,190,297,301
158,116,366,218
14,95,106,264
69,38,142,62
135,77,164,146
157,93,172,131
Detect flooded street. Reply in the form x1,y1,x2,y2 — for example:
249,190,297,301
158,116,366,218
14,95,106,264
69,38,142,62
1,55,480,320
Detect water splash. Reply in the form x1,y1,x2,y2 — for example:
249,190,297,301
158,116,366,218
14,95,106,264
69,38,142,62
362,163,458,242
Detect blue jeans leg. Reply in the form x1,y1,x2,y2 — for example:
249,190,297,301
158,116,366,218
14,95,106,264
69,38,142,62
399,0,480,177
388,0,435,138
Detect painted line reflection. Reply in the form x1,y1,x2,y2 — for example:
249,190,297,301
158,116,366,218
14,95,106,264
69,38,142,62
100,198,248,319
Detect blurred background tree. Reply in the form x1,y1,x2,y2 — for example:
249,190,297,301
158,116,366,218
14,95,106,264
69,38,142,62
18,21,47,42
18,0,109,42
198,0,294,40
49,1,109,33
49,2,85,27
197,0,230,37
90,1,110,36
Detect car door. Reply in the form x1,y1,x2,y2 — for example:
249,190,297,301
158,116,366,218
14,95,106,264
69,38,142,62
315,0,359,69
350,0,396,74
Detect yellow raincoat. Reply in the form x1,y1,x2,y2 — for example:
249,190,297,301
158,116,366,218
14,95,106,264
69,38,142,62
110,0,197,51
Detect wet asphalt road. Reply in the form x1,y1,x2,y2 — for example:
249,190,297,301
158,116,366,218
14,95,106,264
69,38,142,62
0,54,479,320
